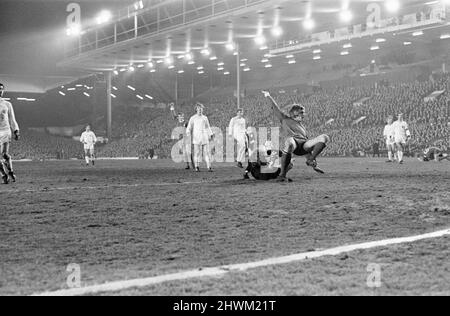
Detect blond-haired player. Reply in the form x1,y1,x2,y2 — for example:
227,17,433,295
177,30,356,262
383,115,396,163
392,113,411,164
80,125,97,166
186,103,214,172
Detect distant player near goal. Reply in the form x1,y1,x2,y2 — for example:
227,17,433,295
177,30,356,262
0,83,20,184
80,125,97,166
262,91,330,182
392,113,411,164
383,115,396,163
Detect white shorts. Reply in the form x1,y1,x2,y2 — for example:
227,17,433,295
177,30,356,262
84,145,95,151
0,131,12,144
386,139,395,147
395,136,407,144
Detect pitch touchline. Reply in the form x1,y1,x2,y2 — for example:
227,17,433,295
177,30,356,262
0,181,215,194
33,227,450,296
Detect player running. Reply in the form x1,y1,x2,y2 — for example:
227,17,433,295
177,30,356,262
262,91,330,182
228,108,247,168
186,103,214,172
392,113,411,164
170,103,194,170
383,115,396,163
80,125,97,166
0,83,20,184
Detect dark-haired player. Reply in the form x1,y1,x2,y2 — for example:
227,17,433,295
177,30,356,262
262,91,330,182
170,103,194,169
419,146,449,162
0,83,20,184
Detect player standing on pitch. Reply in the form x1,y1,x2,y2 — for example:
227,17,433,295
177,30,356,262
186,103,214,172
262,91,330,182
228,108,247,168
383,115,396,163
0,83,20,184
80,125,97,166
170,103,194,170
392,113,411,164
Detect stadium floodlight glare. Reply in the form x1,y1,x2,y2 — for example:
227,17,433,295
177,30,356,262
265,64,273,68
137,64,145,68
201,48,211,56
224,71,230,75
110,93,117,98
198,70,205,74
243,67,251,72
113,70,119,75
156,59,164,64
128,66,135,72
112,86,118,91
148,61,154,68
58,91,66,96
343,43,352,49
340,10,353,23
67,88,76,91
210,56,218,61
288,59,297,64
370,45,380,51
440,34,450,39
240,63,246,67
185,52,194,61
66,24,81,36
376,38,386,43
412,30,424,36
127,85,136,91
303,18,315,30
145,95,153,100
226,42,236,51
313,49,322,54
217,67,224,71
168,65,175,69
340,51,350,55
271,26,283,38
188,60,195,65
286,54,294,59
313,56,321,60
261,58,270,63
119,68,127,72
96,10,112,25
177,70,185,74
150,69,156,73
254,35,266,46
218,62,225,66
134,0,144,10
404,41,412,45
136,95,144,100
83,92,90,97
165,56,174,65
197,66,204,70
385,0,401,13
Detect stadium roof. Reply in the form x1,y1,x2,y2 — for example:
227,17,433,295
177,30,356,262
59,0,450,73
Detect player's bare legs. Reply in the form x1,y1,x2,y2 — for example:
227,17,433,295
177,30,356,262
0,142,10,184
203,144,212,172
396,142,406,164
84,149,91,166
303,134,330,173
279,137,296,182
90,148,95,166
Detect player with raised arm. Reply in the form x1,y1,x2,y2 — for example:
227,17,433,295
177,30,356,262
229,108,247,168
262,91,330,182
383,115,396,163
170,103,194,170
80,125,97,166
392,113,411,164
186,103,214,172
0,83,20,184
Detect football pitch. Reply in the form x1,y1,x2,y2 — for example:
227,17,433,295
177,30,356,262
1,158,449,296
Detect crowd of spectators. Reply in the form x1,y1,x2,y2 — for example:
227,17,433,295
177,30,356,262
8,73,450,160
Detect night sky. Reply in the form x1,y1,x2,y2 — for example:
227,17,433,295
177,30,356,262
0,0,135,76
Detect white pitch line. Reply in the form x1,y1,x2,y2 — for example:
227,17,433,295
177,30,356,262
0,181,213,194
33,227,450,296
